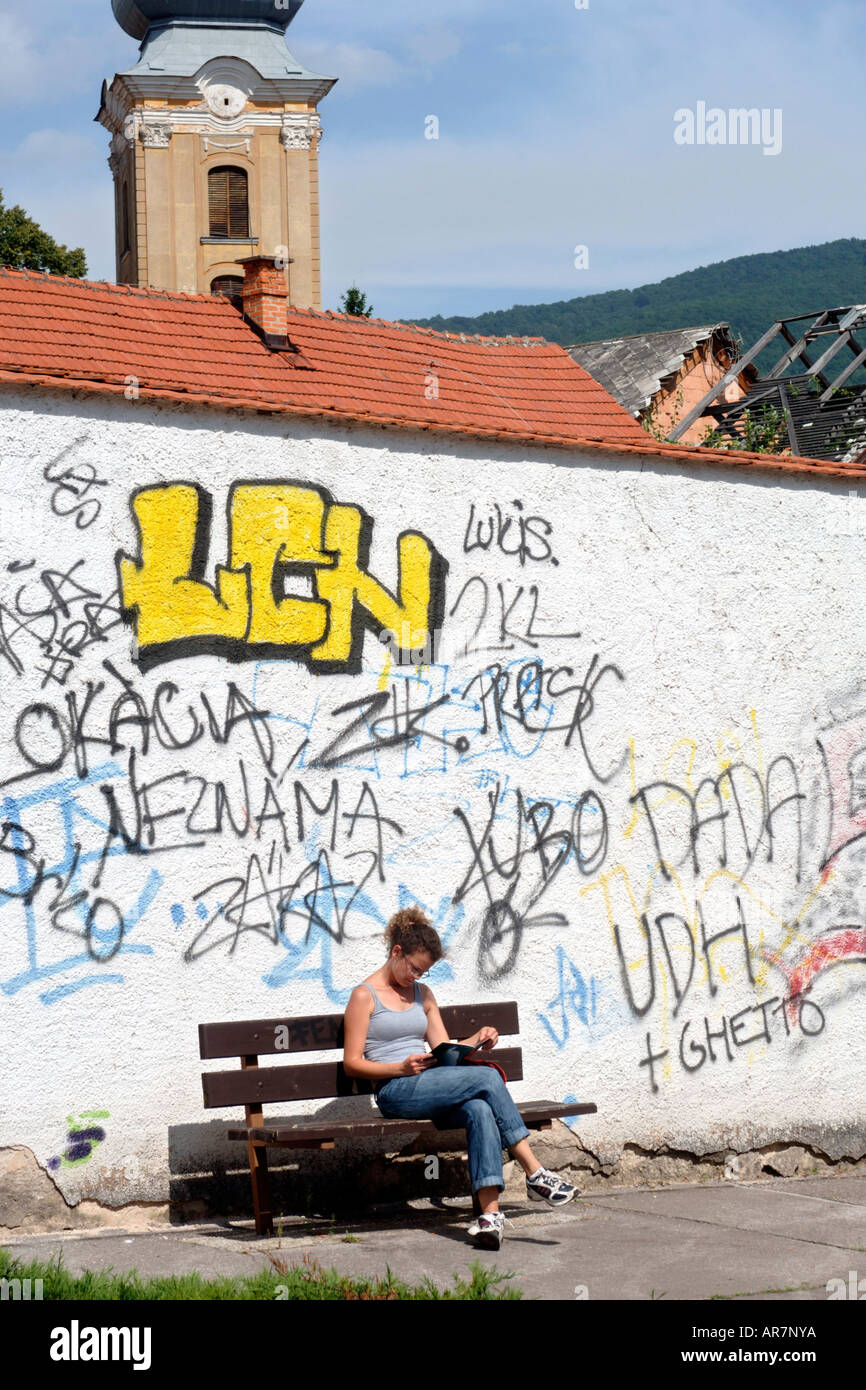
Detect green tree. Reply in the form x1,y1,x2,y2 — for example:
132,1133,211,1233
0,189,86,277
339,285,374,318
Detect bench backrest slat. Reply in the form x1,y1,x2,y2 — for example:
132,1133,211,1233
199,1002,520,1060
202,1048,525,1109
199,1015,342,1060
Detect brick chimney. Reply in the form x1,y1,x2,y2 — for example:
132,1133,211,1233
239,255,293,350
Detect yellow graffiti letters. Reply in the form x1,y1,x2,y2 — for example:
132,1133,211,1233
118,482,442,670
312,503,436,664
118,486,248,648
229,484,329,648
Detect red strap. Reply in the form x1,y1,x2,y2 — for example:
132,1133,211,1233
463,1057,508,1084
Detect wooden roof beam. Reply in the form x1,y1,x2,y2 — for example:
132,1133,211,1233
805,330,855,381
766,312,832,386
667,320,785,442
819,346,866,405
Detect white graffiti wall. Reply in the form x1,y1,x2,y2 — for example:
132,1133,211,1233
1,385,864,1212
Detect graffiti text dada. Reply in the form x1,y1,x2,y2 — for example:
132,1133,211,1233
117,482,446,672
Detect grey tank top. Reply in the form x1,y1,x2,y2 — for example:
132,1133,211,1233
361,981,428,1065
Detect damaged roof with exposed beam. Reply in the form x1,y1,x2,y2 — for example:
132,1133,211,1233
567,324,749,418
669,305,866,462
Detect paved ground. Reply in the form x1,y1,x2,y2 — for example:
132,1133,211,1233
5,1174,866,1301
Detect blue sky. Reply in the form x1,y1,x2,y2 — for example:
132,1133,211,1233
0,0,863,320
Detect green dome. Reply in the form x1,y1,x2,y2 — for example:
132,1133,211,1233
112,0,305,41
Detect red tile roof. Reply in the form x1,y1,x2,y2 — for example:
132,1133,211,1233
0,266,645,436
1,266,864,482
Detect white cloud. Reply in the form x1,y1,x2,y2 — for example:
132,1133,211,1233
403,28,462,68
5,130,100,165
0,15,40,104
295,28,462,91
0,4,129,110
295,40,403,89
295,0,492,38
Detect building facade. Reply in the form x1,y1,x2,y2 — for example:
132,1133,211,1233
97,0,335,305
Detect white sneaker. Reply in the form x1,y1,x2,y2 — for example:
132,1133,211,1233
474,1212,506,1250
526,1166,579,1206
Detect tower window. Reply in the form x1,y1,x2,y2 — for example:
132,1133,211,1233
211,276,244,310
208,166,249,239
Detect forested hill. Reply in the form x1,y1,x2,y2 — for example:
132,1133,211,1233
407,238,866,348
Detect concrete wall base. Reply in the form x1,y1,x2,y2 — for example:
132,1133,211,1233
5,1126,866,1235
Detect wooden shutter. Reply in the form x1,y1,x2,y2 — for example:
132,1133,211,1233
227,169,249,237
208,167,249,239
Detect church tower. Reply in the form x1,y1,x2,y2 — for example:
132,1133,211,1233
97,1,335,307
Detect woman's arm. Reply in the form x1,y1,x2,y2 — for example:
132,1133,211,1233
422,987,450,1050
342,986,433,1080
422,987,498,1051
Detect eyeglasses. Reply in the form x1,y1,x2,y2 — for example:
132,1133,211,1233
403,959,430,979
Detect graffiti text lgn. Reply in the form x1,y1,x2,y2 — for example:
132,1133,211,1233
118,483,446,671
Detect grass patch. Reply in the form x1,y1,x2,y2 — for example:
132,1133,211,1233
0,1248,520,1302
708,1282,822,1300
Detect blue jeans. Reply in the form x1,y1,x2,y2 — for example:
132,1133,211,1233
376,1067,530,1193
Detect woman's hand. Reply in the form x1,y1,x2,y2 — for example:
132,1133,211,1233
399,1053,435,1076
475,1026,498,1051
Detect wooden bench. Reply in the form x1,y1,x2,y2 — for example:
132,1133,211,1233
199,1000,597,1235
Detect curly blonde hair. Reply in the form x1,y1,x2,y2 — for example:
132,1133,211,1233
384,905,444,962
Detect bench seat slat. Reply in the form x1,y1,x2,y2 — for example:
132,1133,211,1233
199,1002,521,1060
226,1102,597,1145
202,1049,524,1108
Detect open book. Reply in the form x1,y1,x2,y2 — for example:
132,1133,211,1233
431,1041,485,1066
